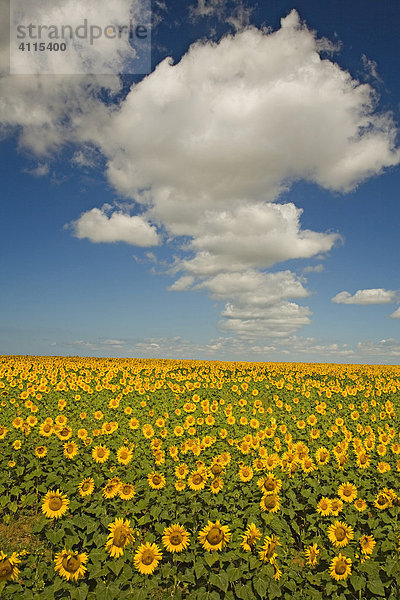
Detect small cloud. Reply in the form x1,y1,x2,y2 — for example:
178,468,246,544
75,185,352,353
72,147,99,169
303,264,324,273
390,307,400,319
67,205,160,247
168,275,195,291
25,163,50,177
361,54,382,83
332,288,397,305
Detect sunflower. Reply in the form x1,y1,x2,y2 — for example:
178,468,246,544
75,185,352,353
148,472,166,490
117,446,133,465
119,483,136,500
238,465,253,482
330,553,352,581
35,445,47,458
257,475,282,496
175,480,186,491
354,498,367,512
0,426,7,440
360,534,376,555
92,445,110,463
209,477,224,494
42,489,69,519
356,452,370,469
240,523,262,551
316,497,332,516
259,535,280,564
338,482,357,503
105,518,135,558
77,428,87,440
103,478,121,499
305,543,320,567
134,542,163,575
198,521,231,552
187,470,207,491
57,426,72,441
63,441,78,460
54,549,87,582
209,462,224,477
0,551,21,582
315,447,330,466
374,490,392,510
162,524,190,553
175,463,189,479
260,494,281,514
327,521,354,548
330,498,343,516
78,477,95,497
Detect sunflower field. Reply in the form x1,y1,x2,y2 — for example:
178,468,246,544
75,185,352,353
0,356,399,600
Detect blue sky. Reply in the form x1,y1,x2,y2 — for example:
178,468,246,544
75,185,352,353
1,0,400,363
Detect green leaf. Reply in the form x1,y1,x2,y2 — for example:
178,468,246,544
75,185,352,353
108,560,124,577
248,555,259,570
325,582,337,596
269,579,281,600
235,583,254,600
194,559,207,578
226,566,242,582
368,579,386,597
70,584,89,600
204,552,219,567
350,574,366,591
210,571,229,593
253,575,268,598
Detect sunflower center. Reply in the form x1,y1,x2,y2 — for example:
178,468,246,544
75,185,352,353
192,474,203,485
49,496,63,511
81,481,91,491
170,532,183,545
206,527,223,545
0,560,12,578
113,527,128,547
43,424,51,432
343,488,352,497
265,542,277,558
97,448,106,458
122,485,132,494
377,496,387,505
152,475,161,485
60,428,69,436
62,556,80,573
265,481,275,491
212,465,222,475
120,450,128,459
335,527,346,542
335,560,347,575
141,550,155,565
264,496,277,509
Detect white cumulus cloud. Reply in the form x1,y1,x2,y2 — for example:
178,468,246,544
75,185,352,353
68,206,160,246
332,288,397,305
